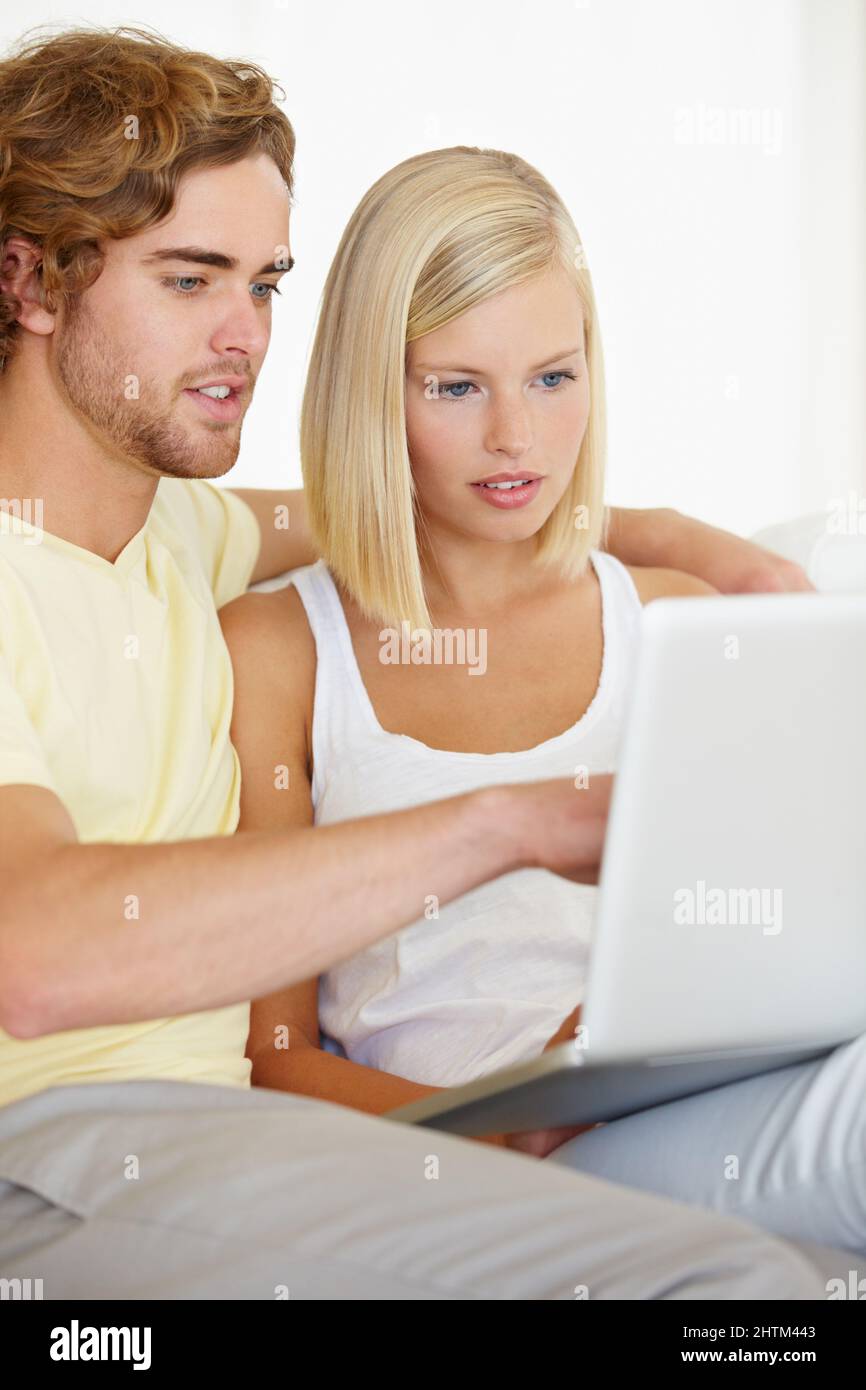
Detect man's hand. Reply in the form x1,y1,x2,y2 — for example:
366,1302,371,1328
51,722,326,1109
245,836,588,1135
498,775,613,884
605,506,815,595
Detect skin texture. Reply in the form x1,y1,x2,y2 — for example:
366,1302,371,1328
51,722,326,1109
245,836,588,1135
220,269,717,1158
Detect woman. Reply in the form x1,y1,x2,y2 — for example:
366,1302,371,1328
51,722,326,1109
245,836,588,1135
221,148,866,1257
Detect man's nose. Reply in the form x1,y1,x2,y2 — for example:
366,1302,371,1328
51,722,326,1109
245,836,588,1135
210,289,270,362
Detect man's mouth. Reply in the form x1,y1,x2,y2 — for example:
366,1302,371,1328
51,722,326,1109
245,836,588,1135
182,384,244,422
196,384,233,400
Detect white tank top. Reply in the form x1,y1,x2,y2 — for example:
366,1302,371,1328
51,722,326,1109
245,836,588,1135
289,551,644,1086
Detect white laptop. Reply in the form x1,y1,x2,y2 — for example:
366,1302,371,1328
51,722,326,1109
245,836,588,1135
387,591,866,1137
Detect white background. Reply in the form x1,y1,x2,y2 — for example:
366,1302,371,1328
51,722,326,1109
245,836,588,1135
4,0,865,536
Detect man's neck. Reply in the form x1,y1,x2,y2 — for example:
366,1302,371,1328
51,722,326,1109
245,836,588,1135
0,358,159,564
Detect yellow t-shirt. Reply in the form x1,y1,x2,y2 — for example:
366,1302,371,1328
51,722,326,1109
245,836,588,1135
0,478,261,1109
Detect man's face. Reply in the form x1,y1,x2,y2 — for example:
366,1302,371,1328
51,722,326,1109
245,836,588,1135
54,152,291,480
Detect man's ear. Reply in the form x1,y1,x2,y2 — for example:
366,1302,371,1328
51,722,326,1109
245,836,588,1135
0,235,55,338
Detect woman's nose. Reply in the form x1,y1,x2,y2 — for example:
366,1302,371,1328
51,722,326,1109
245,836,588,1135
484,397,533,457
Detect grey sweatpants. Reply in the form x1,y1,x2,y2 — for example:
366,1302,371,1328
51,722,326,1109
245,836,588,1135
0,1070,852,1301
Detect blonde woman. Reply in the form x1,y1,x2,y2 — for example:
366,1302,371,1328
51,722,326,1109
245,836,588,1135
221,149,866,1256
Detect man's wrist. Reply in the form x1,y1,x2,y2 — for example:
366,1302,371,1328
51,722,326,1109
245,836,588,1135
466,784,536,877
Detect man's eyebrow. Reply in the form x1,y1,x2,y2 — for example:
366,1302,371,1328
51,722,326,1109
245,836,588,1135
140,246,294,276
413,345,585,375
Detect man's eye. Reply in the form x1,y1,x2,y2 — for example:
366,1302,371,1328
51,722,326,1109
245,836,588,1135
162,275,205,294
159,276,281,301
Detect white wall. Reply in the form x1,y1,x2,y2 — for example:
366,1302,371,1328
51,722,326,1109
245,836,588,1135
4,0,865,536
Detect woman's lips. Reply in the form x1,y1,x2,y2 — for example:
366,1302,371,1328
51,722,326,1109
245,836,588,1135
470,477,543,509
182,388,242,422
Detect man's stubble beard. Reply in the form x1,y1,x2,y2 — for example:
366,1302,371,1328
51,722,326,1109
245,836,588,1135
56,295,241,481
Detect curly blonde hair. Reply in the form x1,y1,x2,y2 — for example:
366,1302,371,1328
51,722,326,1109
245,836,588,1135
0,23,295,373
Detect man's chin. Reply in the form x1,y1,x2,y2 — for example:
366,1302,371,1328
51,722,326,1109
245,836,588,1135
156,448,241,482
128,429,242,484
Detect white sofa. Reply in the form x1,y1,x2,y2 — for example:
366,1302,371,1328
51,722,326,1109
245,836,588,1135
752,511,866,593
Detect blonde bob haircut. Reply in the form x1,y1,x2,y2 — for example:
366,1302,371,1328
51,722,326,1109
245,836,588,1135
300,145,608,632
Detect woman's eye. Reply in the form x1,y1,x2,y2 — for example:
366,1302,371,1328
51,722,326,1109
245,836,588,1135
539,371,575,389
440,381,474,399
437,371,577,400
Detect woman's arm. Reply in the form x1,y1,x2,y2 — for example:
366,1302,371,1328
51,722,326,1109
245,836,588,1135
221,584,478,1126
245,976,447,1113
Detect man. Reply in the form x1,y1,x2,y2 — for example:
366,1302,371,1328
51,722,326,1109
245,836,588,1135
0,25,823,1300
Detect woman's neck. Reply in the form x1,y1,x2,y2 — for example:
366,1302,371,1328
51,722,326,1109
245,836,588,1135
418,525,554,622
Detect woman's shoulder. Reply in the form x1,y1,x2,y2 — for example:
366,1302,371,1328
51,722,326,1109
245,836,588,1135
218,580,317,708
618,562,718,605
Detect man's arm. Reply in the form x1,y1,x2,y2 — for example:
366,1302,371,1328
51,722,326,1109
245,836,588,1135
604,506,814,594
0,773,610,1041
227,488,316,584
230,491,814,594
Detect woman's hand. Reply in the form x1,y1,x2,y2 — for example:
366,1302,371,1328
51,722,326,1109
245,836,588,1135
482,1117,599,1161
480,1005,596,1159
503,1121,599,1159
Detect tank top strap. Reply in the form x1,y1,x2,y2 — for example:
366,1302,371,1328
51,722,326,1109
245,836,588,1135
288,559,373,805
587,548,644,696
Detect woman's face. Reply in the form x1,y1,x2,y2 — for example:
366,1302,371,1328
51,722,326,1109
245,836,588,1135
404,266,590,548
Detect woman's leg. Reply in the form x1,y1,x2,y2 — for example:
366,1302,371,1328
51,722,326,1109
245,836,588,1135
548,1031,866,1256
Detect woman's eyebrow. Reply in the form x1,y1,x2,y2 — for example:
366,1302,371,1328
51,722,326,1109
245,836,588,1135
140,246,294,276
413,344,584,374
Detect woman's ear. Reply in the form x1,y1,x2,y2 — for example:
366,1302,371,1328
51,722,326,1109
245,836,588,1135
0,235,56,338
